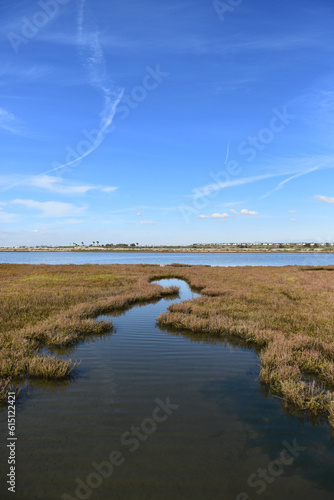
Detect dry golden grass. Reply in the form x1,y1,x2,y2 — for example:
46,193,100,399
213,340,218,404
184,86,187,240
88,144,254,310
155,265,334,427
0,264,179,399
1,263,334,427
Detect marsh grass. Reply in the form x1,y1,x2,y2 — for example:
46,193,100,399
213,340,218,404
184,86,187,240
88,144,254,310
27,355,80,379
155,265,334,427
0,264,179,403
2,263,334,427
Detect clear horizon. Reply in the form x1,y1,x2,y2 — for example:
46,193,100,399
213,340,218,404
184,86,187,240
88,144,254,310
1,0,334,246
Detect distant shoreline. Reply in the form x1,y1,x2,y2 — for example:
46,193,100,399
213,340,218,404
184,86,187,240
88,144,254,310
0,247,333,254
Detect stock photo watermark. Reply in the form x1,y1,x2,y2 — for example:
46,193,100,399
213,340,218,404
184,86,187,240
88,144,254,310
213,0,244,22
179,105,295,223
7,392,17,493
52,64,169,180
7,0,72,54
116,65,170,120
237,107,295,162
61,397,179,500
236,438,306,500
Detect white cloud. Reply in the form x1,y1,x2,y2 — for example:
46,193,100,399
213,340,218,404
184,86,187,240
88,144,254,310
291,218,296,222
198,213,231,219
137,212,142,216
314,195,334,204
28,176,94,194
240,209,259,215
139,221,155,225
101,186,118,193
288,210,297,214
13,199,85,218
230,209,259,215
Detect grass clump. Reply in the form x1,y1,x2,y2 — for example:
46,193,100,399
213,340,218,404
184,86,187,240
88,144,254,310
27,355,79,379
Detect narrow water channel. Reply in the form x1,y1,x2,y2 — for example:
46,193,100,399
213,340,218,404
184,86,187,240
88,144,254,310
1,279,334,499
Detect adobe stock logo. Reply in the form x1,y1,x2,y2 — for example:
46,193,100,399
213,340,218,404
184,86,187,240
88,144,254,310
213,0,244,22
115,65,169,121
7,0,72,54
50,64,169,181
61,397,179,500
236,438,306,500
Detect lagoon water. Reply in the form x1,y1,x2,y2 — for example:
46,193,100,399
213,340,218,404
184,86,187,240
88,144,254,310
0,279,334,499
1,251,334,266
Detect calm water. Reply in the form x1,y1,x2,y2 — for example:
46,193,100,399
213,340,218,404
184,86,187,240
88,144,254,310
0,279,333,500
0,251,334,266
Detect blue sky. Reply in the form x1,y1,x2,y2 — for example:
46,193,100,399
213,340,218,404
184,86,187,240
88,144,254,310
0,0,334,246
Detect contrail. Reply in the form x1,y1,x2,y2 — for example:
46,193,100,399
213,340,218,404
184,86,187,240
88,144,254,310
2,2,124,194
41,92,123,175
45,0,124,174
259,166,320,199
224,139,230,165
27,0,124,180
2,3,123,192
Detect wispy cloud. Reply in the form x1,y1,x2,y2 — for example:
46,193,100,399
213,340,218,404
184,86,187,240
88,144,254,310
0,208,17,222
189,174,277,200
28,175,95,194
288,210,297,214
224,33,330,53
198,213,231,219
0,64,54,83
221,201,245,207
189,153,334,204
101,186,118,193
314,195,334,204
13,199,86,218
0,175,118,195
0,107,24,136
139,221,155,225
38,30,330,57
260,166,320,199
